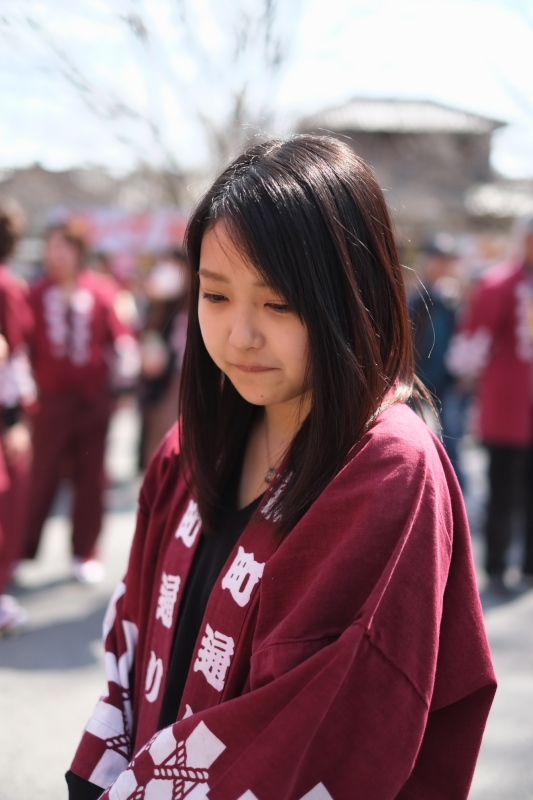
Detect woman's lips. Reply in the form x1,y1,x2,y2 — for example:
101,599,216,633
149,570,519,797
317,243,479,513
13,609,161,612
230,363,276,373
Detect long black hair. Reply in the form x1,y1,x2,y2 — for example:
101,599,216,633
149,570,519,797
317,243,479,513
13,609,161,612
180,135,419,533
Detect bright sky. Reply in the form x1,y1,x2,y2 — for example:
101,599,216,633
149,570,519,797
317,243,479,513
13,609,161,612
1,0,533,178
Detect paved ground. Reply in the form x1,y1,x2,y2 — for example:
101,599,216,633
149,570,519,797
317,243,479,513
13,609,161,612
0,405,532,799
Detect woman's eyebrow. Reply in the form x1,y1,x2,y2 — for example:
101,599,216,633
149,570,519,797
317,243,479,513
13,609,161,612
199,268,229,283
199,267,270,290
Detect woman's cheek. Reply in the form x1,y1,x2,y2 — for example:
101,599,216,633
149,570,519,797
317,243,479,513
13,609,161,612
199,311,224,365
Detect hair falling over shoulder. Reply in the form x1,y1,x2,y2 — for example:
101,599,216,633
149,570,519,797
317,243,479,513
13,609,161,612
179,134,422,534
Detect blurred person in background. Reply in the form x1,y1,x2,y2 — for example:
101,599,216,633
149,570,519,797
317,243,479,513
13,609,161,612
447,215,533,595
410,234,470,487
137,247,189,470
0,200,35,631
23,221,140,584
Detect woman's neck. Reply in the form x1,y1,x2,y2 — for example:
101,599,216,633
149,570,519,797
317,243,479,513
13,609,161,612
237,395,311,510
263,395,310,465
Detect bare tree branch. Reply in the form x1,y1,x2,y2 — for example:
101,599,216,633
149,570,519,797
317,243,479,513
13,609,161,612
2,0,301,188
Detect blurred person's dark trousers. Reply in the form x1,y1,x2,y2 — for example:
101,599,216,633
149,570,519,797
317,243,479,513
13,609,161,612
484,442,533,578
24,392,112,561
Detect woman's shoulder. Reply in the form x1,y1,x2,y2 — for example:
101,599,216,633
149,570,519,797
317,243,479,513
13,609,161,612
344,402,450,489
147,420,181,465
297,402,458,535
159,420,181,456
139,421,183,508
363,402,440,456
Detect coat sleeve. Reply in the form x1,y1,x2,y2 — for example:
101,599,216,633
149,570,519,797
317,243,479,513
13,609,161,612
96,429,496,800
96,626,494,800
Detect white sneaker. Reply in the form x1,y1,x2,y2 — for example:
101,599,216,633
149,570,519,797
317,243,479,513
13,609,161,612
72,558,105,585
0,594,29,633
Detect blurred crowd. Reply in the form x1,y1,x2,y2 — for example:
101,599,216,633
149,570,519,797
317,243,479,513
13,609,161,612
1,198,533,632
409,219,533,599
0,203,189,630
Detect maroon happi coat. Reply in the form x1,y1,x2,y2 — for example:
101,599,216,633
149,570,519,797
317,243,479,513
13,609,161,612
70,403,496,800
28,270,136,399
446,258,533,446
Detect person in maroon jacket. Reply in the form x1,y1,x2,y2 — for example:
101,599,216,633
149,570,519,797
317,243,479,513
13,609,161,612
67,137,495,800
24,221,139,584
0,199,35,632
447,215,533,595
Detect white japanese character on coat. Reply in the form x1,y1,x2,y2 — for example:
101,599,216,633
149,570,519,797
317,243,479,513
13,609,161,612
145,650,164,703
43,285,94,364
193,624,235,692
155,573,181,629
221,547,265,608
515,282,533,362
70,288,94,365
43,286,68,357
175,500,202,548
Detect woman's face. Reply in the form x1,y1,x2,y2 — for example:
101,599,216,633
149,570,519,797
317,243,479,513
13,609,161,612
198,222,310,415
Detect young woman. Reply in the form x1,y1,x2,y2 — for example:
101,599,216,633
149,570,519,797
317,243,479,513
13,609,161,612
67,136,496,800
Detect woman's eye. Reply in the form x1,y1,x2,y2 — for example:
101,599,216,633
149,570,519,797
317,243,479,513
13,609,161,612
202,292,227,303
266,302,291,313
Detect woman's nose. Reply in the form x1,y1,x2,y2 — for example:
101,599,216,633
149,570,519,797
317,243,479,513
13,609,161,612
228,307,263,349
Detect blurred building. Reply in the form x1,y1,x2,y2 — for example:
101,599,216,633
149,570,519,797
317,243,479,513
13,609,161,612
297,97,511,241
3,100,533,274
465,178,533,221
0,164,207,271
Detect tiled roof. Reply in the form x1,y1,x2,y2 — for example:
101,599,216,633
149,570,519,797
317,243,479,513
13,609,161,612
298,98,506,135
